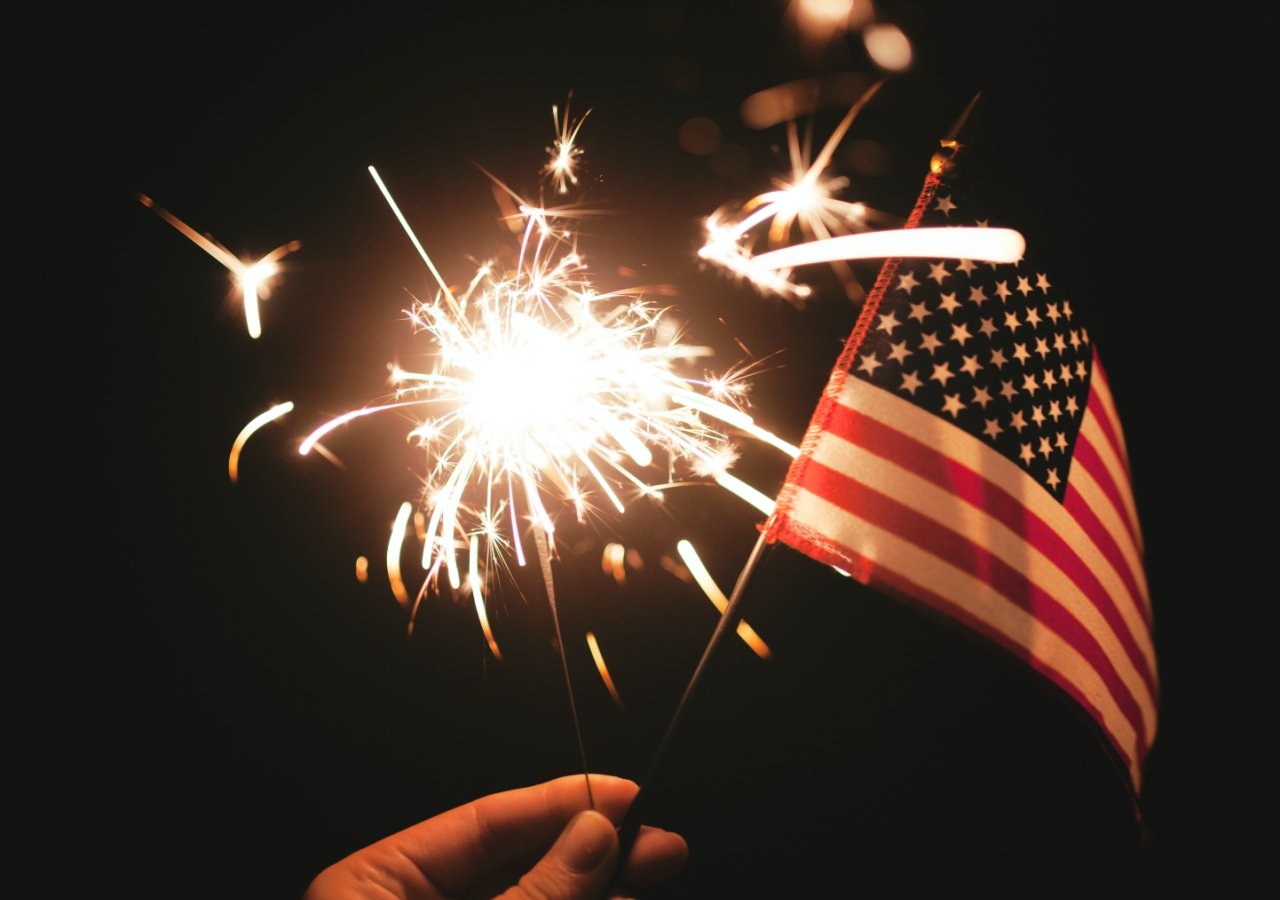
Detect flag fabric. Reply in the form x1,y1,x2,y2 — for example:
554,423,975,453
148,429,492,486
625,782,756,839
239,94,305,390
764,171,1157,791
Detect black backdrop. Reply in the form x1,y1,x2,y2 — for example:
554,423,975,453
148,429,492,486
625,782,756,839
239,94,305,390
28,2,1249,896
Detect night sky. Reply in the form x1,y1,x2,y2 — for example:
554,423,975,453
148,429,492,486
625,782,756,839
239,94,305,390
28,3,1248,896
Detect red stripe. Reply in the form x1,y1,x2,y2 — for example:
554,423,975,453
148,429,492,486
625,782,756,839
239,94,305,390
820,401,1157,694
798,457,1150,753
1071,430,1143,559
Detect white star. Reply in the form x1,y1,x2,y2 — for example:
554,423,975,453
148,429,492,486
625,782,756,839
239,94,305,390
1045,302,1061,324
972,385,993,408
1010,410,1028,433
887,340,910,364
960,353,981,377
1019,442,1035,464
897,271,920,293
934,194,957,215
900,370,923,395
1081,327,1090,346
941,393,965,417
930,361,956,386
1000,379,1018,401
1055,431,1069,451
858,353,882,375
951,322,974,345
983,417,1003,439
908,301,929,323
1031,405,1047,427
1025,307,1042,328
968,285,989,304
1004,310,1021,331
990,348,1008,368
1034,337,1051,359
1016,275,1033,296
878,311,901,333
1063,300,1073,319
1054,333,1067,353
1045,468,1061,489
1076,359,1088,379
1012,342,1030,364
928,262,950,285
1069,329,1082,350
1036,272,1051,292
979,317,998,338
938,291,962,314
1038,435,1053,459
1048,400,1063,422
920,332,943,354
995,280,1012,302
1059,363,1073,385
956,258,977,275
1065,395,1080,415
1042,368,1058,390
1022,372,1039,395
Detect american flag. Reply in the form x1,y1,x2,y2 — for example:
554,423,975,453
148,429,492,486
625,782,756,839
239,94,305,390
764,172,1157,791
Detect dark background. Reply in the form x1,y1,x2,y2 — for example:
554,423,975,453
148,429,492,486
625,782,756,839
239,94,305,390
27,2,1247,896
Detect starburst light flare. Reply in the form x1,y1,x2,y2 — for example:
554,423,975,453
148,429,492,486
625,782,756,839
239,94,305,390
299,169,790,613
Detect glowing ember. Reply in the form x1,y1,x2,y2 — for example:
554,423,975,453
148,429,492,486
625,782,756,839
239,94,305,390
138,194,299,338
228,401,293,483
676,539,772,659
355,555,369,583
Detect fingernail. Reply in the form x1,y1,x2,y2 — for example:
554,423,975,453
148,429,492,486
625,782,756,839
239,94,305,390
559,810,615,873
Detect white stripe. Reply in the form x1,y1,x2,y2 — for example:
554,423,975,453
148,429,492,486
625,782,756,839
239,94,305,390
807,428,1156,734
787,485,1144,783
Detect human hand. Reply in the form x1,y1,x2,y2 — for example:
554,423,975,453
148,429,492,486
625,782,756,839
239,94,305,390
304,774,687,899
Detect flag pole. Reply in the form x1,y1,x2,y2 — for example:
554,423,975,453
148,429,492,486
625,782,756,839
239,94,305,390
611,529,771,879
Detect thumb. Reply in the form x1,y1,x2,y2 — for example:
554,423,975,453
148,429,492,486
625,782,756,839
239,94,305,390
502,809,619,900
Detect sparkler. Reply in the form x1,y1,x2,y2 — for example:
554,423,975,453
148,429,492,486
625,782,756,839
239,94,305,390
297,137,795,801
138,194,299,338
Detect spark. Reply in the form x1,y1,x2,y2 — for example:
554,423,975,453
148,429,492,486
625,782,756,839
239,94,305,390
138,194,299,338
468,535,503,660
228,400,294,483
602,542,628,585
545,94,590,195
585,631,624,710
355,556,369,583
676,539,772,659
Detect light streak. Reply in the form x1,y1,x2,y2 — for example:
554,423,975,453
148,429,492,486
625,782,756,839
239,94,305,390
585,631,624,710
700,82,1024,301
138,194,299,338
228,401,294,483
387,501,413,607
676,539,772,659
468,535,503,660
